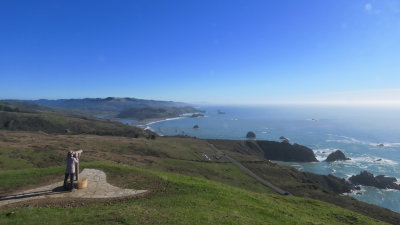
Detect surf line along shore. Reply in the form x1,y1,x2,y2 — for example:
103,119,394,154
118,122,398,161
133,116,188,135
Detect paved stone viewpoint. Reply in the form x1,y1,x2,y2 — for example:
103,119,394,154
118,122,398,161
0,169,147,207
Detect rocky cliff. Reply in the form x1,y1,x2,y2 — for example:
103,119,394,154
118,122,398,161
253,140,318,162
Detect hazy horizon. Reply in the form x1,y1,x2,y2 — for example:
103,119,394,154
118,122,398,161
3,96,400,109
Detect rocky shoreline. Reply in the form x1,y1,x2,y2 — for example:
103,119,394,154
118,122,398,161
206,138,400,224
349,171,400,190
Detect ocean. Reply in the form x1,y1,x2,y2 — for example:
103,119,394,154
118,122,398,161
144,105,400,213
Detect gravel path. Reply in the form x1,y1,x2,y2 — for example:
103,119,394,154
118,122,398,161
0,169,147,207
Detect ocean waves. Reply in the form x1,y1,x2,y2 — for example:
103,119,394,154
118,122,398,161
348,156,398,166
326,134,400,148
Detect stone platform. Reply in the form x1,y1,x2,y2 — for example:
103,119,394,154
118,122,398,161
0,169,147,207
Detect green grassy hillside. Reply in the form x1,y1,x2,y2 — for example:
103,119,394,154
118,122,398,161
0,162,387,225
0,109,150,138
0,130,400,224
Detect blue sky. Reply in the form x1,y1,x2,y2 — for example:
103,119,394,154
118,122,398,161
1,0,400,105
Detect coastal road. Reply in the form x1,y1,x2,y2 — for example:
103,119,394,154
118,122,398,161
207,143,291,196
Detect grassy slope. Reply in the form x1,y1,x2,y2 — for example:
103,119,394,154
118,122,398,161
0,131,394,224
0,110,149,137
0,162,386,225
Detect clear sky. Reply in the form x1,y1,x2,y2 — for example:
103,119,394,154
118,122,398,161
1,0,400,105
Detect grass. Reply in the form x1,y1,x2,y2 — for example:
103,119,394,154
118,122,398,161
0,161,388,225
0,131,397,224
0,166,64,195
0,110,147,138
154,158,271,194
0,146,64,170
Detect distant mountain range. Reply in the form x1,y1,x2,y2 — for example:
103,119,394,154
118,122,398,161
0,101,152,137
0,97,202,120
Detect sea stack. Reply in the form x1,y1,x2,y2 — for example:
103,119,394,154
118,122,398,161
217,110,226,114
252,140,319,162
325,150,350,162
279,136,289,143
246,131,256,139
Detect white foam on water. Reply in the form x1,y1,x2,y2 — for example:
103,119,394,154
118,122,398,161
326,134,400,148
348,156,398,166
347,185,368,196
344,174,353,180
289,164,304,171
326,134,371,145
146,117,184,126
313,148,338,161
383,188,400,192
365,142,400,148
381,143,400,147
326,137,363,145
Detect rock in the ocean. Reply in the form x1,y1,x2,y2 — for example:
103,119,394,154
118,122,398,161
279,136,289,143
191,113,204,118
252,140,319,162
193,125,199,129
349,171,400,190
325,150,350,162
377,144,384,147
246,131,256,139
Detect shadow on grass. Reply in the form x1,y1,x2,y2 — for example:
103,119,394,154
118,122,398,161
0,186,68,202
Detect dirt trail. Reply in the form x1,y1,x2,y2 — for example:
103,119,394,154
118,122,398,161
208,143,290,195
0,169,147,207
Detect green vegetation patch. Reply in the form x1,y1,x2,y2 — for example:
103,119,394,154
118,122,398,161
155,158,271,194
0,162,387,225
0,166,64,195
0,146,64,170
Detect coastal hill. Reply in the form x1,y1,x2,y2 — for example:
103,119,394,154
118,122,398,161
1,97,202,121
32,97,190,112
0,102,152,138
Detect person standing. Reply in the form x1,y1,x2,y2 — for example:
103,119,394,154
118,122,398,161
63,151,79,191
